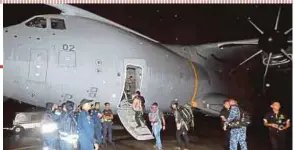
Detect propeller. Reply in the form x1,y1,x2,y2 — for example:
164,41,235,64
226,6,292,92
262,52,272,94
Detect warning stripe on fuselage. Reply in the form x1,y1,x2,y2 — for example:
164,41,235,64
188,61,198,108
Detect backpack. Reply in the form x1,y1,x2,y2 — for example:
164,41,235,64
228,107,251,129
178,104,194,130
239,108,251,126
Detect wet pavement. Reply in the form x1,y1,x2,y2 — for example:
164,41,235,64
3,130,217,150
4,113,291,150
3,129,222,150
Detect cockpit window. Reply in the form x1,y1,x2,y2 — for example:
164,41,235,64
25,17,47,28
51,18,66,30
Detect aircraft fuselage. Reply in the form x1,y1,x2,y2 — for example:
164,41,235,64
4,14,223,114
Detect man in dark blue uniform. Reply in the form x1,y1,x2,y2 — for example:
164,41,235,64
264,101,290,150
74,105,81,121
92,102,103,146
42,102,60,150
77,99,95,150
59,101,78,150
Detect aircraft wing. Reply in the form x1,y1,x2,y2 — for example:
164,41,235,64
163,38,260,62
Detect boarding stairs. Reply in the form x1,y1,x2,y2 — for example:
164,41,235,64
117,92,154,140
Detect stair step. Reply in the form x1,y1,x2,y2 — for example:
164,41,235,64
117,105,153,140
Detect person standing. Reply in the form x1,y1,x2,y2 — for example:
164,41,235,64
102,102,115,146
59,101,78,150
225,99,247,150
74,105,81,123
263,101,290,150
92,102,103,146
41,102,60,150
148,102,166,150
220,100,231,150
135,91,145,111
132,97,145,128
125,76,135,98
171,101,190,150
77,99,95,150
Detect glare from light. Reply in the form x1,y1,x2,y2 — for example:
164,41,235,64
42,123,58,133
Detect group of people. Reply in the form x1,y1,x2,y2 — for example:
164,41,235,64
132,91,192,150
220,99,290,150
41,92,290,150
148,101,191,150
41,99,115,150
41,90,192,150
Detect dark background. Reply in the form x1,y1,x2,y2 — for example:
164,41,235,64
3,4,293,149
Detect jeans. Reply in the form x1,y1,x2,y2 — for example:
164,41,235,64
102,122,113,144
152,123,162,149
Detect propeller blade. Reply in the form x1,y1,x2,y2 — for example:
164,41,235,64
274,7,281,30
284,28,292,35
263,53,272,79
262,52,272,93
247,17,264,34
229,49,263,75
280,49,292,61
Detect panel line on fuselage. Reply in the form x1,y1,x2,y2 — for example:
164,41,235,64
188,60,198,108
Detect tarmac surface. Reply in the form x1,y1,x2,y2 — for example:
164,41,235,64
3,100,292,150
4,112,292,150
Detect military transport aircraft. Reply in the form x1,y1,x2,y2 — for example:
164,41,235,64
3,4,292,140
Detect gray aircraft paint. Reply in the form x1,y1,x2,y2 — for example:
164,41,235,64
2,4,254,115
4,4,291,140
4,14,203,112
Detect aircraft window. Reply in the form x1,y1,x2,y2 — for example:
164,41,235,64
30,114,42,121
25,17,47,28
51,18,66,30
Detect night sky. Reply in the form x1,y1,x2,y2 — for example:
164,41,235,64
3,4,292,115
4,4,292,44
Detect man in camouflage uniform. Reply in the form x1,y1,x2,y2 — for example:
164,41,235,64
225,99,247,150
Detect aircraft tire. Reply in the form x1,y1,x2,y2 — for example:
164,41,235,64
13,126,24,135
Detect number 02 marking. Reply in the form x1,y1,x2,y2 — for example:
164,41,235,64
62,44,75,51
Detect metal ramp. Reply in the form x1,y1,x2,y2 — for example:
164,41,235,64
117,93,154,140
